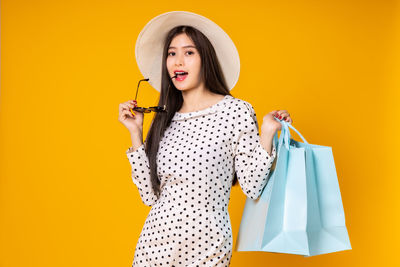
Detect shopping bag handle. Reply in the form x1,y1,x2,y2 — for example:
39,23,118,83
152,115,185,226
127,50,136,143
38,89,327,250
273,117,309,151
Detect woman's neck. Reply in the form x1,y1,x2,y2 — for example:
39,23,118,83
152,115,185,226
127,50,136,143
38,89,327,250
178,91,225,113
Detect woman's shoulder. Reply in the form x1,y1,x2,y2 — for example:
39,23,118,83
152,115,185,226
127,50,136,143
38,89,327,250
225,95,255,114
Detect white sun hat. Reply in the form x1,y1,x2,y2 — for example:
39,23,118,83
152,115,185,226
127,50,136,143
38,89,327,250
134,11,240,92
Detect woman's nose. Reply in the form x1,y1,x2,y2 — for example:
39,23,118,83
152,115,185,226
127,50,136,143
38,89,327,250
175,54,184,66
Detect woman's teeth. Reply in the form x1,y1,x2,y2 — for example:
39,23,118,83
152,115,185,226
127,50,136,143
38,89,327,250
175,72,188,76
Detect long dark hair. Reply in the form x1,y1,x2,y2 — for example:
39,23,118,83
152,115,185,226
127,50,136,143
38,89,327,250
144,25,239,198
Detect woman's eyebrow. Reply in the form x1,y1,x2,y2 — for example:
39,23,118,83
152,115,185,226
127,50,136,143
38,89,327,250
168,45,196,49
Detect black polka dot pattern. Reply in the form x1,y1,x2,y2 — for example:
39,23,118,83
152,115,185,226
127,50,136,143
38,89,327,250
126,95,277,266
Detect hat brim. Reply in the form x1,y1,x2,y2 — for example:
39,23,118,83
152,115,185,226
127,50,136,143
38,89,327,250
135,11,240,92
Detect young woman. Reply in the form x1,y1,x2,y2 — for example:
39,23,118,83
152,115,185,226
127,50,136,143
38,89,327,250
118,11,292,266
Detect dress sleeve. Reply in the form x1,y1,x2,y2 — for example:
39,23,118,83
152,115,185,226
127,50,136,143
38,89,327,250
126,142,159,206
231,101,277,200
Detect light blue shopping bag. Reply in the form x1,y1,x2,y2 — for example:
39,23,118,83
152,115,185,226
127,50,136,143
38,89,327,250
234,117,352,257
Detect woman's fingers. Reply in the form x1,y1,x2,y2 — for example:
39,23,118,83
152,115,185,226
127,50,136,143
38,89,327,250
119,101,137,112
125,102,136,110
119,109,128,120
119,101,137,119
279,112,290,121
283,114,292,123
273,110,293,123
275,110,288,116
122,109,135,119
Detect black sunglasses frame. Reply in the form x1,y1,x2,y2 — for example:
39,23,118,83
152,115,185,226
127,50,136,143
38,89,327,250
132,78,169,113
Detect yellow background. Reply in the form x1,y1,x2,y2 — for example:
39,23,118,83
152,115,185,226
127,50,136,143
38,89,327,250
1,0,399,266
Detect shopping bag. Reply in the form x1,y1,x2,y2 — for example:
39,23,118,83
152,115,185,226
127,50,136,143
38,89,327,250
234,117,352,256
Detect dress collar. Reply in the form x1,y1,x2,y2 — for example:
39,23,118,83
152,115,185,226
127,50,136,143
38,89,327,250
171,95,233,121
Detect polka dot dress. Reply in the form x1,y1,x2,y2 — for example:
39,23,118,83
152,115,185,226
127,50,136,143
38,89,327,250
126,95,277,266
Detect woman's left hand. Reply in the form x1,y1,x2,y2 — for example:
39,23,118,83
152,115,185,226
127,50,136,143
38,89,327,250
261,110,293,134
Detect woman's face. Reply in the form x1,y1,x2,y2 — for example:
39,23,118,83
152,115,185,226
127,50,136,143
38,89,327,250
166,33,203,92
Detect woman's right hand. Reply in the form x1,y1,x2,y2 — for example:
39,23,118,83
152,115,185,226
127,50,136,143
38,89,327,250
118,100,144,134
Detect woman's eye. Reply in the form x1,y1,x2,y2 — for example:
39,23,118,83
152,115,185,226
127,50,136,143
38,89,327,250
168,51,194,56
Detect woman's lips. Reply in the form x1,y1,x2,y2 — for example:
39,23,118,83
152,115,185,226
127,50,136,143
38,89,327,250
175,73,188,81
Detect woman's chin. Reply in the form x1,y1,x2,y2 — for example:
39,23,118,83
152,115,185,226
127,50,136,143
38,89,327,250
174,84,190,91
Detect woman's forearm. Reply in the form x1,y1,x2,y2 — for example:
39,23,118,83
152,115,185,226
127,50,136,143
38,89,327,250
128,131,144,152
260,128,277,157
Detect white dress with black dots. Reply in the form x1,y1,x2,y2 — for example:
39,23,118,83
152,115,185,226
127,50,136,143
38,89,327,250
126,95,277,266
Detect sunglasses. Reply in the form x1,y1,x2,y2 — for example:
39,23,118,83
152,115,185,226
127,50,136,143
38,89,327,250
130,76,176,114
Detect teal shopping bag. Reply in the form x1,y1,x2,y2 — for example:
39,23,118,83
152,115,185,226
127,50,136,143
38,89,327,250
234,117,352,257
